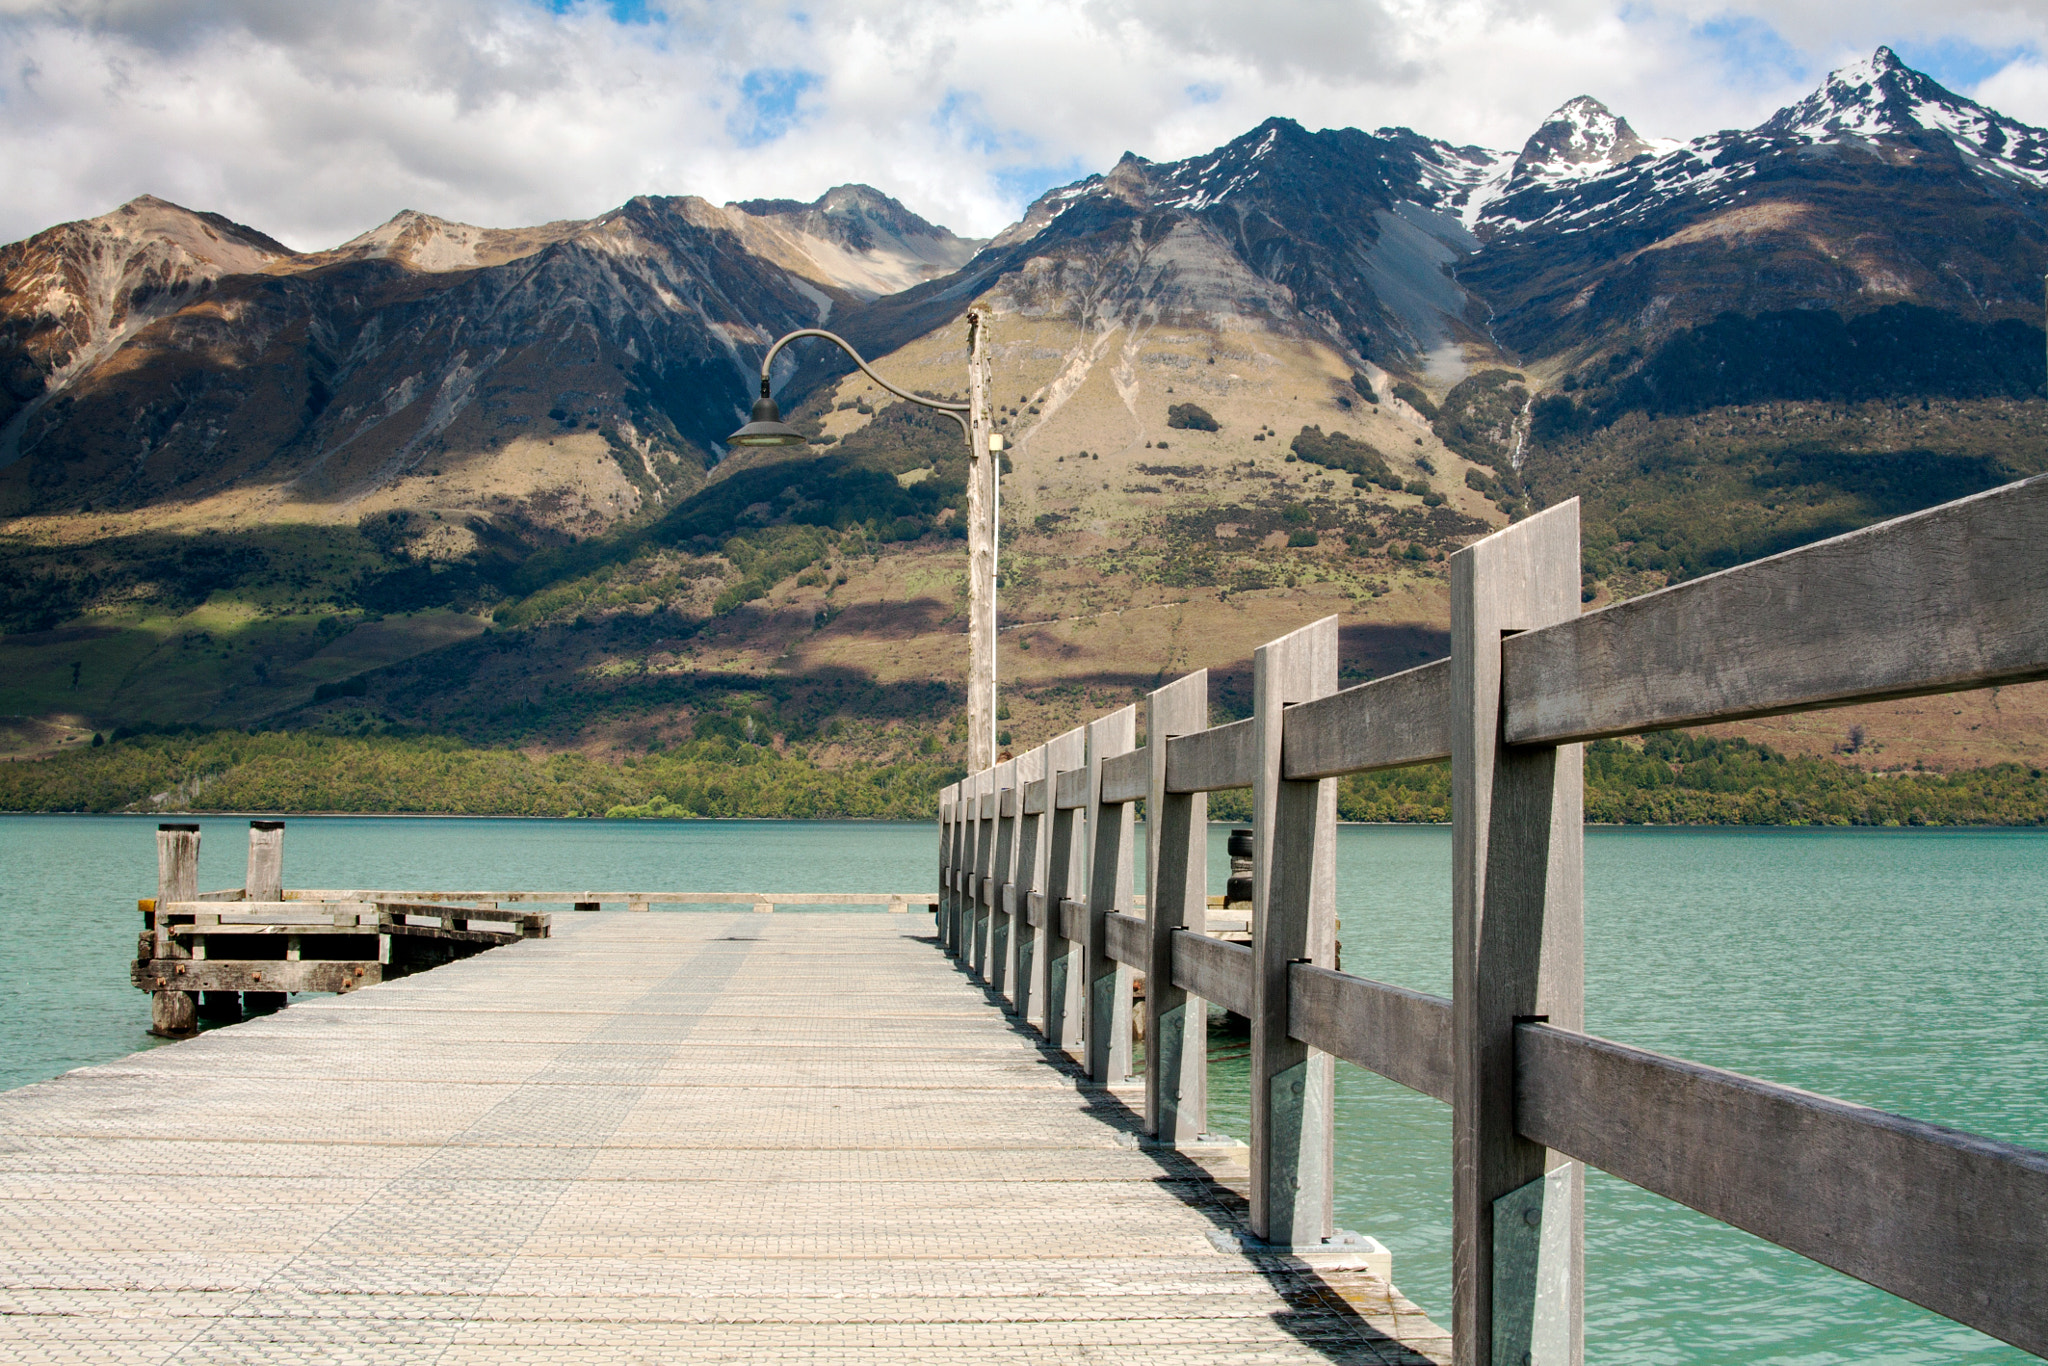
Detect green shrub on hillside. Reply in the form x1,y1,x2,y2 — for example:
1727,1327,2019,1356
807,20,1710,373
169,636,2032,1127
1290,426,1398,487
1166,403,1220,431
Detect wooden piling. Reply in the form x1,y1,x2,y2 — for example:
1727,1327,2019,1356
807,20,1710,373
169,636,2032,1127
246,820,284,901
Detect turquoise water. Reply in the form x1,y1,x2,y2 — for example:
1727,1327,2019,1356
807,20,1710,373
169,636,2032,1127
2,816,2042,1362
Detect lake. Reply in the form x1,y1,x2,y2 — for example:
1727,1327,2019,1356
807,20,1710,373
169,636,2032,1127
2,815,2042,1362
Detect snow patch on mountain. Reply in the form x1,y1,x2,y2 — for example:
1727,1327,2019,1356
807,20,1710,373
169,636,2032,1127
1482,48,2048,239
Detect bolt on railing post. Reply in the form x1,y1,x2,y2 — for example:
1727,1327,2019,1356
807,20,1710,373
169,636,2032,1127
1146,670,1210,1144
1248,617,1340,1246
1040,726,1088,1052
1084,707,1137,1084
1450,500,1586,1366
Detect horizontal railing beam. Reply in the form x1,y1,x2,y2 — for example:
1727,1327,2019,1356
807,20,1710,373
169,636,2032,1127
1170,930,1253,1018
1287,963,1453,1103
1099,748,1148,805
1055,768,1090,810
1104,910,1146,969
1163,716,1253,793
1280,659,1450,780
1517,1022,2048,1356
1504,472,2048,745
1023,777,1048,815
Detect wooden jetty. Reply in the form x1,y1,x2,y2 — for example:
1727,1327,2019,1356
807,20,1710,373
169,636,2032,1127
6,475,2047,1363
941,479,2048,1363
4,910,1450,1363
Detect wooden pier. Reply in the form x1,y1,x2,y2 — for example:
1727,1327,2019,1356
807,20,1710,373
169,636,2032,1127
942,478,2048,1362
2,909,1449,1363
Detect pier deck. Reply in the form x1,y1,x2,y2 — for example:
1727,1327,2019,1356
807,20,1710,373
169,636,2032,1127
0,911,1448,1364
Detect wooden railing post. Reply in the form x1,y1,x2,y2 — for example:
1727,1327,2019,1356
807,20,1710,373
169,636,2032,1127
938,785,957,953
1451,500,1585,1366
246,820,284,901
960,768,991,960
1249,617,1339,1246
975,759,1012,980
1146,670,1209,1143
1039,726,1088,1049
1085,707,1137,1084
1024,733,1089,1032
990,755,1025,999
1001,744,1045,1013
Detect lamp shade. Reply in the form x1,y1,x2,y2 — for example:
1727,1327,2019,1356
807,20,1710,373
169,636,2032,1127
726,394,810,447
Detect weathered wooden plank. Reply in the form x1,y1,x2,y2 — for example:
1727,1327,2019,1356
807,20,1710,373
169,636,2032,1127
133,959,377,994
1024,891,1046,929
1450,499,1586,1365
1103,911,1146,969
1163,716,1253,793
1503,472,2048,746
1281,660,1450,780
1098,747,1148,805
1054,767,1090,810
1022,777,1049,815
1170,931,1253,1019
1287,964,1453,1104
1517,1023,2048,1357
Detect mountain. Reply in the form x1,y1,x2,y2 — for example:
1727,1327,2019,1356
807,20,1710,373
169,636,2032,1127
1464,47,2048,363
1,49,2045,783
0,196,296,449
724,185,985,301
0,186,980,540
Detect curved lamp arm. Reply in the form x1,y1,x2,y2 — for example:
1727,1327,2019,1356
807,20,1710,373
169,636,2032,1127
760,328,971,439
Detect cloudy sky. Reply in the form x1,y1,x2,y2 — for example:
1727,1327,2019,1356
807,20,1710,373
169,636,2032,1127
1,0,2044,249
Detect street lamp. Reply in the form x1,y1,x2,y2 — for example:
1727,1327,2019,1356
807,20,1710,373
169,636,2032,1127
725,314,1003,772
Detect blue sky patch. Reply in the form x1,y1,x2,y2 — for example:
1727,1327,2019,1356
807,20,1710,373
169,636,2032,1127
1891,37,2036,94
730,68,822,148
1693,16,1808,90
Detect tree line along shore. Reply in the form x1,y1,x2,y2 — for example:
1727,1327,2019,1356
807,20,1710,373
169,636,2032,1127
2,728,2042,827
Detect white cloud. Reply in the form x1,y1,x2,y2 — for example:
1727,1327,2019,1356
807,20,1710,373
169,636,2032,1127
0,0,2041,249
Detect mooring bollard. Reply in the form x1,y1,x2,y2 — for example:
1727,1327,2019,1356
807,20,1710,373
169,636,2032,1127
150,824,200,1037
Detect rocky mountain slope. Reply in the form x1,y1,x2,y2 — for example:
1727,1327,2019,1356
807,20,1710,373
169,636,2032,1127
2,48,2045,778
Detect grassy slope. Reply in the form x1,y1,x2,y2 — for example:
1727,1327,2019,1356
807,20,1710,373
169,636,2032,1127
3,309,2047,814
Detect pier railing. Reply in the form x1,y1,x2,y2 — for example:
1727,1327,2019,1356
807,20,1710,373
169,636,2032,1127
937,475,2048,1363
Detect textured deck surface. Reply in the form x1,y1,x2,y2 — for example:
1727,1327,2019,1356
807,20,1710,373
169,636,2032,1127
0,912,1451,1364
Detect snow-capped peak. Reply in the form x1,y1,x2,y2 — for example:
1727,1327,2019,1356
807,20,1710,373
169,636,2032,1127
1759,46,2048,186
1511,97,1677,187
